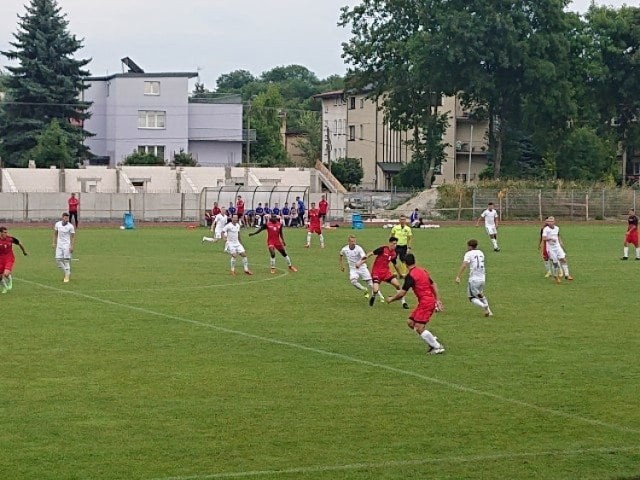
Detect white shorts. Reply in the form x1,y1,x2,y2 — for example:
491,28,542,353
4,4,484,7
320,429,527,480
467,279,485,298
227,243,246,255
349,266,372,282
547,244,566,262
56,246,72,260
213,229,223,240
485,225,497,236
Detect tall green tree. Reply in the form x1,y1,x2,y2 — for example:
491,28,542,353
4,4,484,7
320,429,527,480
250,85,288,166
294,111,322,167
0,0,92,167
30,119,72,168
330,157,364,188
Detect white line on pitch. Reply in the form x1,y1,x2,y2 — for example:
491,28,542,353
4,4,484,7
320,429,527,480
18,277,640,438
152,445,640,480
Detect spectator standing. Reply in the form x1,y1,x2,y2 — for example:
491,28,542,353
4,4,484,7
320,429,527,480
67,193,79,228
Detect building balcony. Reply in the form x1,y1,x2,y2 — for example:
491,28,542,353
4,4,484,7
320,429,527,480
455,140,488,154
188,127,244,142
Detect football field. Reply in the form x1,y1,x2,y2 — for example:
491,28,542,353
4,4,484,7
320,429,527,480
1,222,639,479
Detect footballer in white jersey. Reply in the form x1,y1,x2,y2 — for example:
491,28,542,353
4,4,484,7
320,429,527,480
541,216,573,282
53,212,75,283
455,239,492,317
339,235,375,299
202,208,228,244
222,215,252,275
477,202,500,251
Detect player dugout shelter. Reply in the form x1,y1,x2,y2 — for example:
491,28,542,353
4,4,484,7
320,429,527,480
199,185,310,215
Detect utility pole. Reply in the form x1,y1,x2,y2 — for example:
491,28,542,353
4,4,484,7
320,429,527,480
467,123,473,184
325,126,332,172
245,100,251,164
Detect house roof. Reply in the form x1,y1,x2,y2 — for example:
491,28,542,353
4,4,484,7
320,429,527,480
313,89,344,99
88,72,198,81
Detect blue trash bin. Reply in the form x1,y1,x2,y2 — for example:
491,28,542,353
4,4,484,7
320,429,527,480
351,213,364,229
123,212,135,229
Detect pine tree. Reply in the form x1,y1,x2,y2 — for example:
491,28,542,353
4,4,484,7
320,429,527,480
0,0,91,167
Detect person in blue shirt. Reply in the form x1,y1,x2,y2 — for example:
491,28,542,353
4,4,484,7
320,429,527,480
263,204,272,226
272,202,281,219
282,203,291,227
255,203,264,227
410,208,423,227
296,196,306,227
227,202,237,220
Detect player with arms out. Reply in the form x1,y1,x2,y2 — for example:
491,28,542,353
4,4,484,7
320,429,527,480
202,207,227,245
249,213,298,273
621,208,640,260
0,226,28,293
339,235,375,299
53,212,75,283
455,239,493,317
357,236,408,308
542,216,573,283
222,215,252,276
386,253,445,355
476,202,500,252
304,202,325,248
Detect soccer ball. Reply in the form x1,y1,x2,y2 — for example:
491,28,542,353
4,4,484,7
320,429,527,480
120,226,125,230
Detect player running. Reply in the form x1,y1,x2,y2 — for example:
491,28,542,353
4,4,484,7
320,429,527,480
621,208,639,260
222,214,252,276
476,202,500,252
357,236,408,308
390,214,413,276
304,202,325,248
249,213,298,273
386,253,445,355
455,239,493,317
339,235,376,299
202,207,227,245
0,226,28,293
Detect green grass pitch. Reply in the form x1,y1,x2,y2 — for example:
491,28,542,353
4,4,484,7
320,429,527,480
1,222,639,479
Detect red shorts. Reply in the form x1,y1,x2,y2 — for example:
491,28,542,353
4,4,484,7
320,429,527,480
372,271,395,284
409,300,436,324
0,256,16,273
308,226,322,235
268,243,284,251
625,230,638,247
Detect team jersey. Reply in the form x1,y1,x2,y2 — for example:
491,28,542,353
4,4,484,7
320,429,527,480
628,215,638,232
212,206,221,216
308,208,321,228
222,223,241,244
266,220,284,245
340,244,367,269
282,207,290,216
297,200,305,214
68,197,79,212
371,246,397,273
264,207,272,215
236,200,245,214
390,224,412,246
319,200,328,215
214,213,228,230
542,225,560,244
227,206,237,216
402,266,436,302
463,249,486,282
272,207,281,216
0,236,20,257
255,207,264,216
54,221,75,247
481,209,498,227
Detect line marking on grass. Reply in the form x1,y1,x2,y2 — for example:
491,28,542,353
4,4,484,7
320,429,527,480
152,445,640,480
19,277,640,437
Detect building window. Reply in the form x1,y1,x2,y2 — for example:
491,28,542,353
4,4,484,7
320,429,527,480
359,124,364,140
349,96,356,110
138,145,166,159
138,110,166,129
333,120,338,134
324,105,328,113
144,81,161,95
348,125,356,141
360,98,364,109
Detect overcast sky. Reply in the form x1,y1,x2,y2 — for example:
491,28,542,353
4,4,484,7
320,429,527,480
0,0,632,89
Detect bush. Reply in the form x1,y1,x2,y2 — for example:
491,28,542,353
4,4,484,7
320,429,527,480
173,149,197,166
123,151,165,166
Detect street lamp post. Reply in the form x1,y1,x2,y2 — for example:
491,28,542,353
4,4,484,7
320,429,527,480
467,124,473,184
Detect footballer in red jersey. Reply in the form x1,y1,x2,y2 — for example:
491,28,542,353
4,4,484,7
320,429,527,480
622,208,640,260
304,202,325,248
250,214,298,273
318,195,329,223
0,226,28,293
386,253,445,355
358,236,408,308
